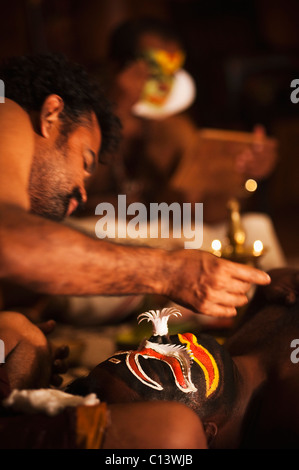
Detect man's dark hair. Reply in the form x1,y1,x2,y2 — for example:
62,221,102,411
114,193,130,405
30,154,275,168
108,17,184,70
0,53,121,158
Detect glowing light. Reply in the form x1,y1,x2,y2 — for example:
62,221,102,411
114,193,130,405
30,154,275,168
211,240,222,257
211,239,222,252
235,232,246,245
253,240,263,255
245,179,258,192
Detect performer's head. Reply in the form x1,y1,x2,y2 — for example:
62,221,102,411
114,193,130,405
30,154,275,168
108,17,184,71
68,308,238,443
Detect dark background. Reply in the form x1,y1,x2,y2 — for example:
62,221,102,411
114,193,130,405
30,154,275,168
1,0,299,261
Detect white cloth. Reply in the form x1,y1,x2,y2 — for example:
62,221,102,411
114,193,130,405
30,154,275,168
132,69,196,120
2,389,99,416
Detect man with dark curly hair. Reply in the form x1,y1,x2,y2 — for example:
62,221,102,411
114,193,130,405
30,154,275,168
0,52,271,309
0,53,121,221
0,53,271,448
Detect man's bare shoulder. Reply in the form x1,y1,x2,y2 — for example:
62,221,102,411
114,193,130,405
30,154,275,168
0,98,34,209
0,98,33,130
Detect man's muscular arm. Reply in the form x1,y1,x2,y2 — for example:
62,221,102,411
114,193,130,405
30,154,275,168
0,100,271,317
0,202,271,317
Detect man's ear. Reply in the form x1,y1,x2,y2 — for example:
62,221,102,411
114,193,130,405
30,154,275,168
203,422,218,446
40,94,64,138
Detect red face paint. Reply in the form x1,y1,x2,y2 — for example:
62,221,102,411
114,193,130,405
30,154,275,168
178,333,220,397
125,342,196,393
108,309,220,398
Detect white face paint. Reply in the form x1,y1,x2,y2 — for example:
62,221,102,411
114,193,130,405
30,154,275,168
125,341,197,393
107,308,220,397
107,308,197,393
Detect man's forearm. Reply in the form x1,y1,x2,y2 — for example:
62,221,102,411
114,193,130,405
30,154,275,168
0,204,171,297
0,204,272,317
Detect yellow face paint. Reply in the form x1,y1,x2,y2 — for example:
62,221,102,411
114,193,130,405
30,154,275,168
140,48,185,107
178,333,220,397
146,48,185,75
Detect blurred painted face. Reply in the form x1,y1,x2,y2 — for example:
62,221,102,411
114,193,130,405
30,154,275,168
29,112,101,221
136,33,185,106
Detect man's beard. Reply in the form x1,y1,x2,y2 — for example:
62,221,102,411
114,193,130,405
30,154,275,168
28,143,84,222
30,186,83,222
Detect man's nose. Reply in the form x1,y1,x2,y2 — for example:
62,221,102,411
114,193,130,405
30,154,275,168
79,185,87,204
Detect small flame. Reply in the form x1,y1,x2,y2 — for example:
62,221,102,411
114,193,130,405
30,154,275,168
245,179,258,192
211,239,222,252
253,239,264,255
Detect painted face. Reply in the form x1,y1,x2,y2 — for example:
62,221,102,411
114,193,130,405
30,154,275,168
71,330,227,418
140,47,185,107
29,112,101,221
67,309,237,420
105,332,220,399
136,33,185,108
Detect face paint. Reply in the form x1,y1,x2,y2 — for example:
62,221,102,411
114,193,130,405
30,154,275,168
178,333,220,397
140,48,185,107
108,309,196,393
125,341,196,393
107,309,220,398
108,343,196,393
144,48,185,75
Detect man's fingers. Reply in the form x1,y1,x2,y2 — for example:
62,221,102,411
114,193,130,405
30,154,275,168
226,261,271,285
252,124,266,151
53,358,69,374
198,285,249,316
227,279,251,294
198,300,237,318
207,288,249,308
37,319,56,335
196,256,271,316
53,345,69,360
50,374,63,387
173,251,271,318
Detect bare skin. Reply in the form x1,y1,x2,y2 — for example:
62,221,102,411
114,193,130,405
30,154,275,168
103,401,208,449
0,98,270,318
0,312,68,389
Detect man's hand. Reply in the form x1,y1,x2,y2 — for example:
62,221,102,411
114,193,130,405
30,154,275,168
164,250,271,317
235,125,278,180
38,320,69,387
0,205,270,320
